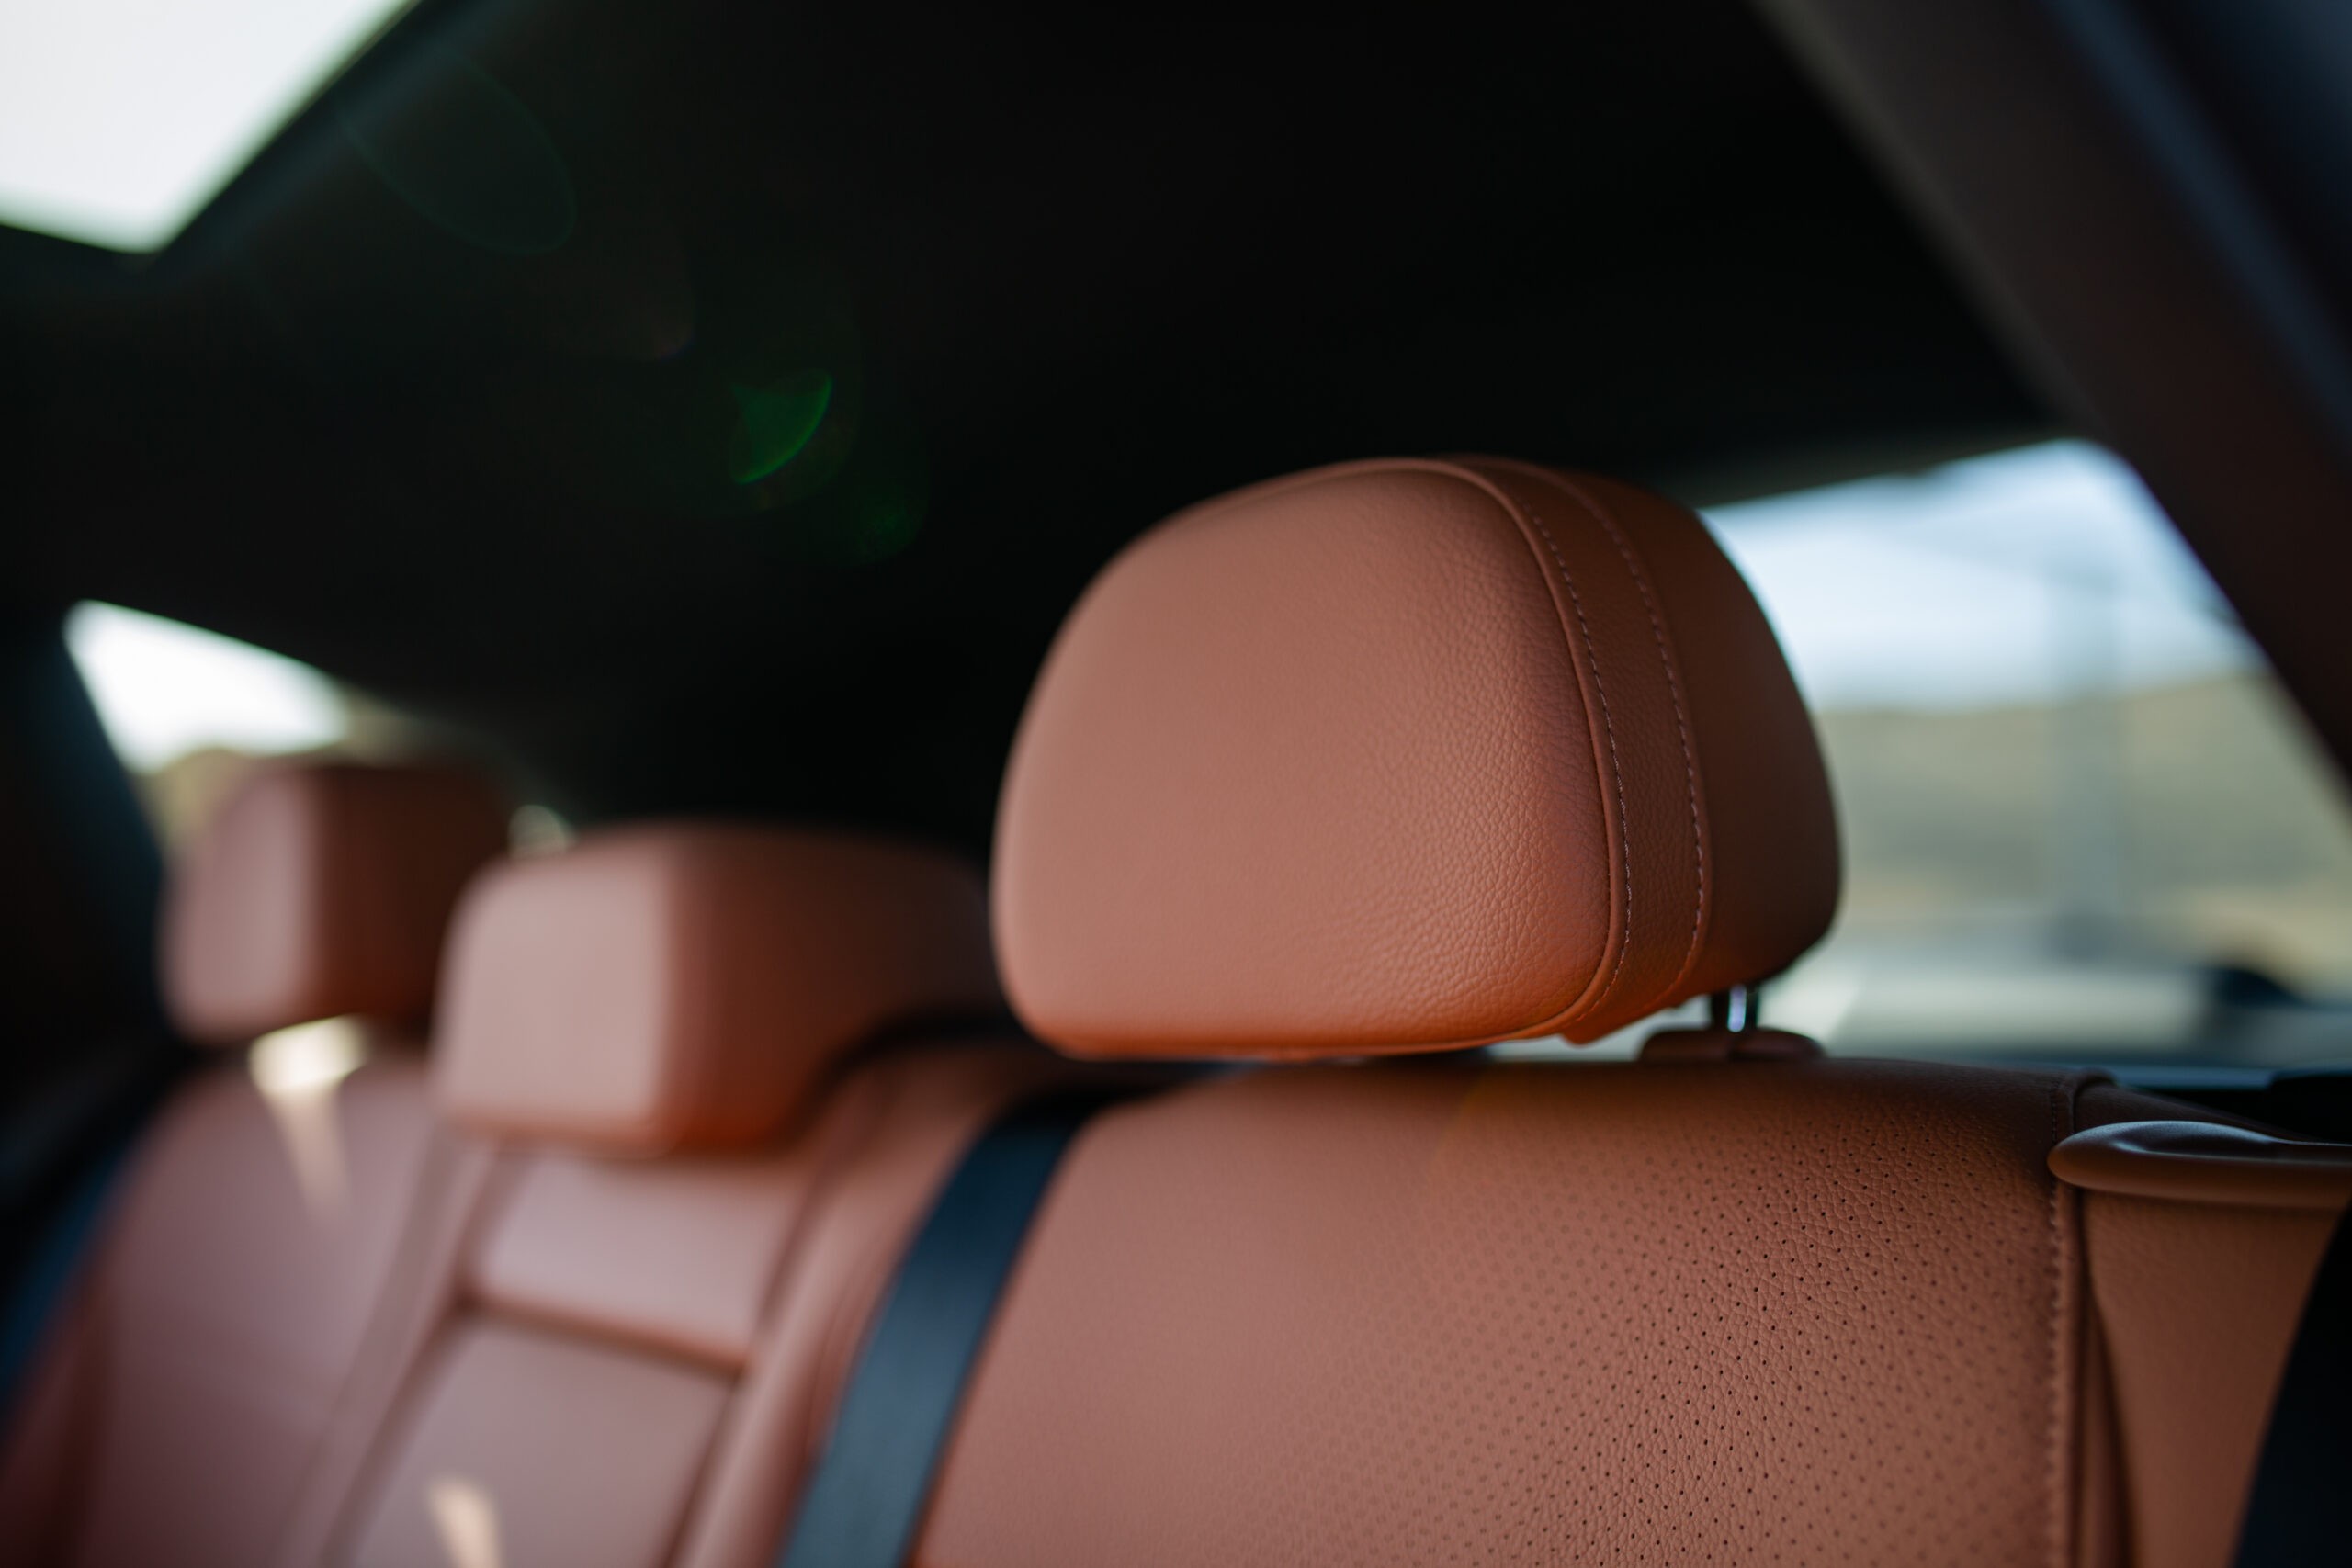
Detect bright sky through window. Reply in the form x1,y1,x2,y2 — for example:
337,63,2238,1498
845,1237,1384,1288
0,0,415,252
66,603,345,771
1702,440,2252,712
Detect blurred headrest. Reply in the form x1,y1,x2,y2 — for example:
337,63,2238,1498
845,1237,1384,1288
432,824,1003,1156
162,761,511,1045
995,457,1839,1059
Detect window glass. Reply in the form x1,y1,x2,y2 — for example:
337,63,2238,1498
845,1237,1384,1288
64,601,350,844
1700,440,2352,1062
65,601,568,864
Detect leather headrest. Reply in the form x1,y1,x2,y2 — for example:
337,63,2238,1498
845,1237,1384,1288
162,761,511,1045
432,824,1003,1155
995,457,1839,1059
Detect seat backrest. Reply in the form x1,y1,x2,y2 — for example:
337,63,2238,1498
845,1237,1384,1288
903,458,2343,1568
0,760,509,1568
271,823,1057,1568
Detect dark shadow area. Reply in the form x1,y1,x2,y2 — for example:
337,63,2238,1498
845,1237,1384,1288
0,0,2043,850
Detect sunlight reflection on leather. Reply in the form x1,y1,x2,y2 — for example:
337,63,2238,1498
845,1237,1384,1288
248,1017,368,1226
426,1475,504,1568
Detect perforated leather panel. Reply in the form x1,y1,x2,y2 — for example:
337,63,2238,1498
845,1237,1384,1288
919,1059,2094,1568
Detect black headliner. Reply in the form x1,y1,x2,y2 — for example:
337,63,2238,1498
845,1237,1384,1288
0,0,2041,849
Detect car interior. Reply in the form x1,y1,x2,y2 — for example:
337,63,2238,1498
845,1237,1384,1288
2,1,2351,1565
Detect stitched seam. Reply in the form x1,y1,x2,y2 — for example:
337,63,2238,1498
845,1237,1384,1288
1548,473,1707,998
1519,502,1636,1014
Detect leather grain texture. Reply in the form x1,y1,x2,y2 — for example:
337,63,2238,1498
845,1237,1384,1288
917,1058,2089,1568
433,825,1001,1154
993,457,1838,1059
162,761,509,1046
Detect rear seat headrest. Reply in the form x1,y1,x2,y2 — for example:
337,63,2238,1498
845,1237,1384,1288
162,761,511,1046
432,824,1003,1156
995,457,1839,1059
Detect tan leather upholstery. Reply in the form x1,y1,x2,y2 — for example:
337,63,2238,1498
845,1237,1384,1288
1,761,514,1568
162,761,509,1045
259,827,1050,1567
2058,1085,2341,1568
675,1043,1085,1568
288,1040,1068,1568
995,457,1838,1058
433,824,1002,1155
9,449,2332,1568
918,1059,2101,1567
0,757,517,1561
935,457,2326,1568
341,1318,732,1568
2077,1191,2333,1568
470,1150,821,1366
0,1047,453,1568
906,1066,2318,1568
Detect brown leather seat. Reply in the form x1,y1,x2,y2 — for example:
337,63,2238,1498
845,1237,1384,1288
1,773,1074,1568
261,823,1065,1568
0,761,510,1568
4,464,2334,1568
902,458,2344,1568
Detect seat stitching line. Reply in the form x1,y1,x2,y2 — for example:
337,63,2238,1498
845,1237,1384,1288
1518,500,1636,1013
1547,473,1707,999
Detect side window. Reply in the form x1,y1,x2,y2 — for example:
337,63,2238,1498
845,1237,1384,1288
64,603,351,847
1700,441,2352,1061
65,601,574,858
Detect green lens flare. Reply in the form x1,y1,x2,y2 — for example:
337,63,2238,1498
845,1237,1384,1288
728,371,834,484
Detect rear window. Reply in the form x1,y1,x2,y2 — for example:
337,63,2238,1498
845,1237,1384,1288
1698,440,2352,1063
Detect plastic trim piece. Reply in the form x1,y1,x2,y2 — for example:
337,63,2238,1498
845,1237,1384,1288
2049,1119,2352,1210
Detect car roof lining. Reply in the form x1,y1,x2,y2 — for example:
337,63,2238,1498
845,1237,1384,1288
1,0,2050,850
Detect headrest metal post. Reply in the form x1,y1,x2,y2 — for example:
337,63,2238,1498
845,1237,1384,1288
1709,984,1760,1035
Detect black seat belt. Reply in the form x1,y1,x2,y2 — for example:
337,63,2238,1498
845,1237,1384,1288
776,1089,1129,1568
2233,1205,2352,1565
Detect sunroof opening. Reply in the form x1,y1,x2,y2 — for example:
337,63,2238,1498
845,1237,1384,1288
0,0,415,252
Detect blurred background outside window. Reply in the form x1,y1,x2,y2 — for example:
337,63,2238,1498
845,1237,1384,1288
1702,440,2352,1063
